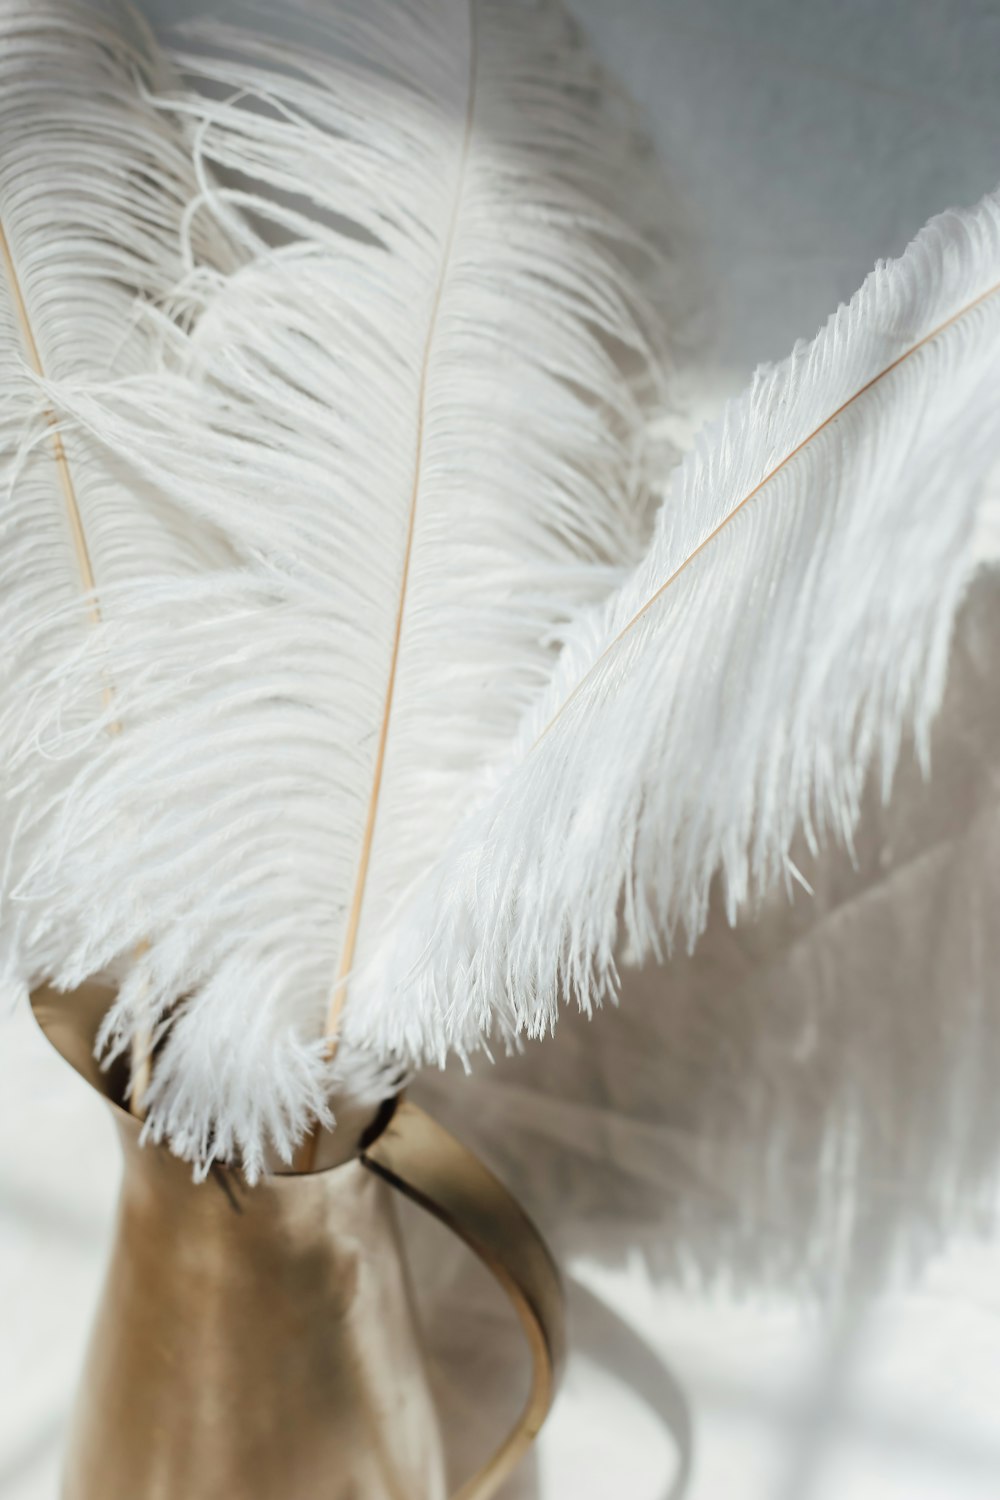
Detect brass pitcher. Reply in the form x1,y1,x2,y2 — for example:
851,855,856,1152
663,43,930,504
32,983,565,1500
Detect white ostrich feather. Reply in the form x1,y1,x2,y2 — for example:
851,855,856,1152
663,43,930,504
0,3,233,1003
346,188,1000,1067
6,0,670,1174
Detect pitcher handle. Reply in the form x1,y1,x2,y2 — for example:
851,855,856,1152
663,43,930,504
363,1098,566,1500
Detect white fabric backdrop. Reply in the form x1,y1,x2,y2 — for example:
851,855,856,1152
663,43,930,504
3,4,1000,1498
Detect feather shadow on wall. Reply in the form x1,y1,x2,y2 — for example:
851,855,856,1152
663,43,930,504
3,0,1000,1185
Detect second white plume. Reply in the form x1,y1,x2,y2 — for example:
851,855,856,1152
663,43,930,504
349,187,1000,1066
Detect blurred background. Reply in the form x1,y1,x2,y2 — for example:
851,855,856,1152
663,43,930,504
3,2,1000,1497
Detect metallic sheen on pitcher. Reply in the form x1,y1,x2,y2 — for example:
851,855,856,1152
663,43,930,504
32,983,564,1500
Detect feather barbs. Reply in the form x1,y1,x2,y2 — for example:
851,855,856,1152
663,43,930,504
345,188,1000,1072
2,0,671,1174
532,270,1000,757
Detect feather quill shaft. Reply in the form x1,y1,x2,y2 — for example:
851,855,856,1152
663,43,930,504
0,223,102,624
324,0,480,1047
0,1,233,1103
537,274,1000,753
0,207,151,1110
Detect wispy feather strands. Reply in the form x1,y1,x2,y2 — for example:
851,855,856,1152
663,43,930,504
8,0,670,1173
0,2,234,1010
349,189,1000,1066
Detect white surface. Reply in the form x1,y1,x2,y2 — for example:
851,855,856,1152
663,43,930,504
4,3,1000,1499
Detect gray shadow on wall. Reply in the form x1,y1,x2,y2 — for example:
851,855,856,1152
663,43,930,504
567,1277,694,1500
409,1196,694,1499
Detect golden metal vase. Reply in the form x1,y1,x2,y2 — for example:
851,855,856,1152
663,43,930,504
32,983,565,1500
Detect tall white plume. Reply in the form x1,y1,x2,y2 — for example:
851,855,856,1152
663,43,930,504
348,188,1000,1067
7,0,671,1173
0,3,234,1009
